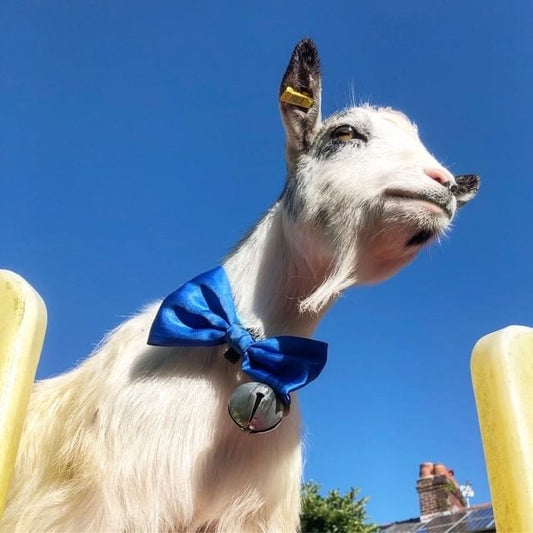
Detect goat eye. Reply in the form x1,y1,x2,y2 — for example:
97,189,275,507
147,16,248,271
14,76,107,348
331,125,367,143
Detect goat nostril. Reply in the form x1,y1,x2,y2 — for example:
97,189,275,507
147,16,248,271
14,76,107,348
424,168,450,188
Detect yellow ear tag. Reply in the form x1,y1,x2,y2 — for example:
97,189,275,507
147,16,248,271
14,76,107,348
280,86,314,109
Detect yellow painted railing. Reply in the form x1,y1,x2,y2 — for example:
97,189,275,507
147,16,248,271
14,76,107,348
0,271,47,516
471,326,533,532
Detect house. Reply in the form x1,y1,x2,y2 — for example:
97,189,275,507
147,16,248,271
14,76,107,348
378,462,496,532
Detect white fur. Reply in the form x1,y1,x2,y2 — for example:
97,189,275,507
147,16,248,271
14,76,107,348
1,44,475,532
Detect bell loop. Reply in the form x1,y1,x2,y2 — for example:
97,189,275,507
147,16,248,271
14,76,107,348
224,347,241,364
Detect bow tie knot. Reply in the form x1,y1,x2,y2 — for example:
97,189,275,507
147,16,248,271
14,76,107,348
226,324,254,355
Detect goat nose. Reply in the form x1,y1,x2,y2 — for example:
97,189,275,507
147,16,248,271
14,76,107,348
424,168,454,190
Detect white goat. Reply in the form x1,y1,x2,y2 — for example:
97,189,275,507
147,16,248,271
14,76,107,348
2,39,479,532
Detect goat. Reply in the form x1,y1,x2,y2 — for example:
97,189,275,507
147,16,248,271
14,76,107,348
1,39,479,532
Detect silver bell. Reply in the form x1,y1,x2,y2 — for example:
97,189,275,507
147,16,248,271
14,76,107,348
228,382,287,433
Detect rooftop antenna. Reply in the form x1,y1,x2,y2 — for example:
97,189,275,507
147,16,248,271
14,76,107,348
460,480,475,507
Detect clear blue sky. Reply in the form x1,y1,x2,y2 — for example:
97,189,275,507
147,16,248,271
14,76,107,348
3,1,532,525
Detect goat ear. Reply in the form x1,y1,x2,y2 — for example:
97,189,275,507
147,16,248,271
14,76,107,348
453,174,480,207
279,39,322,166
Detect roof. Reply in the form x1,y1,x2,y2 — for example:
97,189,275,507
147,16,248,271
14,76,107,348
378,504,495,533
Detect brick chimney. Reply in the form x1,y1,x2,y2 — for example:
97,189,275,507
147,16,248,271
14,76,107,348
416,462,466,522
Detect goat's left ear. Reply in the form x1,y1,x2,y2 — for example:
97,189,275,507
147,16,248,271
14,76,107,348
453,174,480,207
279,39,322,166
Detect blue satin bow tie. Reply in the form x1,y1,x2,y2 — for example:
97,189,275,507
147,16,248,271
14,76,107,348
147,267,328,405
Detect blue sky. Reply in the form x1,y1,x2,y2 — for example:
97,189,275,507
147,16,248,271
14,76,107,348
3,1,532,525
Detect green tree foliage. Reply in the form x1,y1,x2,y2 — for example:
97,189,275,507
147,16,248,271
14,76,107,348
300,481,378,533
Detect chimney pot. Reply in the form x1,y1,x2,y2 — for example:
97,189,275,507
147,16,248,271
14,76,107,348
419,462,434,478
433,463,447,476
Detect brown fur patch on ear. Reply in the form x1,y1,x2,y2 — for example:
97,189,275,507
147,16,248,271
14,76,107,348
279,39,322,160
280,39,321,103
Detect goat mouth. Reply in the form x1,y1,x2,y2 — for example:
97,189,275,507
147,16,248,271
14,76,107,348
407,229,435,247
384,190,452,218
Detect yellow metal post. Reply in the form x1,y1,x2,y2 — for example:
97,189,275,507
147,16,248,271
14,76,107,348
471,326,533,531
0,271,47,516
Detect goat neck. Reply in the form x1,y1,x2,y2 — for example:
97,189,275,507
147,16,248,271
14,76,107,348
224,201,334,339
